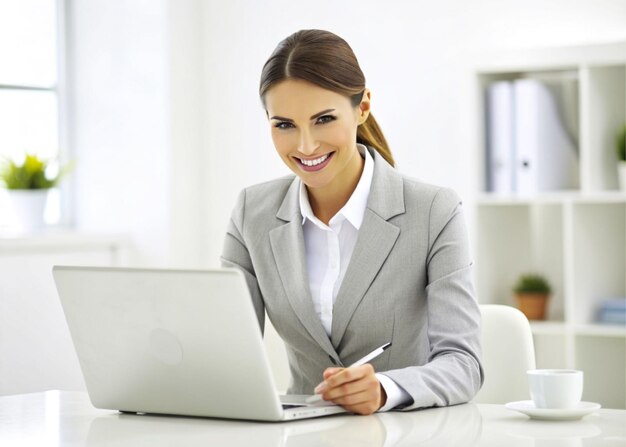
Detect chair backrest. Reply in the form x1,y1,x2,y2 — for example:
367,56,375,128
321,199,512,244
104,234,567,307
472,304,536,404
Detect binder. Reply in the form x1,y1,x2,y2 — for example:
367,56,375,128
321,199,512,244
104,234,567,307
513,79,579,194
486,81,515,193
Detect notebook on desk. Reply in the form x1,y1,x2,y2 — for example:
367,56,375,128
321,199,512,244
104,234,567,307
52,266,347,421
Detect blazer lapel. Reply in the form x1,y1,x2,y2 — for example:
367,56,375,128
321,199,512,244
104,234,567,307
269,178,340,363
331,150,405,348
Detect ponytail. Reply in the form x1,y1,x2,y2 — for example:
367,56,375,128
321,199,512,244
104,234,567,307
358,113,394,167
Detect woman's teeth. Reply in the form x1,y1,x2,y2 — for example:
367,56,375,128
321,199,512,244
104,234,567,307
299,154,329,166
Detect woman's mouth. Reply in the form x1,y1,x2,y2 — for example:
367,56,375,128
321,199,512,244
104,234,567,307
295,152,334,172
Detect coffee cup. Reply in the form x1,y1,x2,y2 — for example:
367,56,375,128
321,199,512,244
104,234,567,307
527,369,583,409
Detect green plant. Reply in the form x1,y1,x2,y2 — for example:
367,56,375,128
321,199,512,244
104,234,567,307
513,274,552,294
0,154,73,190
617,124,626,162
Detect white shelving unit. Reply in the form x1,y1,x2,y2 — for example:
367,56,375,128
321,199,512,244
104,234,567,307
474,41,626,409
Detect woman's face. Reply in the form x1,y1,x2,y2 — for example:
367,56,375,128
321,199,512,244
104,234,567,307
264,79,370,193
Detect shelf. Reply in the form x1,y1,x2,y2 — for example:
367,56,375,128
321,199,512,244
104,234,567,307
475,41,626,408
477,193,566,206
0,230,131,254
572,192,626,203
574,324,626,338
477,191,626,206
474,41,626,74
530,322,626,337
571,204,625,326
530,321,567,335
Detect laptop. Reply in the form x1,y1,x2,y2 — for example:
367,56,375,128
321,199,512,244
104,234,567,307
52,266,347,421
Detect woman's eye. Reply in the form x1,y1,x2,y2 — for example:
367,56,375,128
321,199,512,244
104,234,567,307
274,121,294,130
316,115,336,125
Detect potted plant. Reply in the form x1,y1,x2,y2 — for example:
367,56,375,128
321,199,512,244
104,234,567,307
0,154,72,231
617,124,626,191
513,273,552,320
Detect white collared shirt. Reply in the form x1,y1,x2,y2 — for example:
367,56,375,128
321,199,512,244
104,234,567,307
299,144,410,412
299,144,372,337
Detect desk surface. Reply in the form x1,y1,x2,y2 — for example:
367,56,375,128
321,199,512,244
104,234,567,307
0,391,624,446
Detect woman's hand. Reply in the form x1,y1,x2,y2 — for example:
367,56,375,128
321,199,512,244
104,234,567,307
315,363,387,415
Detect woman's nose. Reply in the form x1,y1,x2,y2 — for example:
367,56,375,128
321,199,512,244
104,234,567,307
298,130,319,156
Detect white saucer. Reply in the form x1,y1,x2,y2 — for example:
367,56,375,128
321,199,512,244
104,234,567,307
505,401,601,421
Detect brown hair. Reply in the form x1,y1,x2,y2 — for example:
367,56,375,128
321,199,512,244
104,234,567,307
259,29,395,167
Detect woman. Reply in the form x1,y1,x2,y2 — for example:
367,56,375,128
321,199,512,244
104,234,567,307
221,29,483,415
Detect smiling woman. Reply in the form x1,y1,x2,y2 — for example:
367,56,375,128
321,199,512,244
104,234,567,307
260,30,394,168
265,79,368,222
221,29,483,416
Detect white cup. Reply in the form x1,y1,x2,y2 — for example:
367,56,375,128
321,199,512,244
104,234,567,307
527,369,583,409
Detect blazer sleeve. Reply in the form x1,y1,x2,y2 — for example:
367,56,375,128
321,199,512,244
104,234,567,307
381,187,484,410
220,189,266,333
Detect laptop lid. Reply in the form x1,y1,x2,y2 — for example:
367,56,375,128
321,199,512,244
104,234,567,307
53,266,319,421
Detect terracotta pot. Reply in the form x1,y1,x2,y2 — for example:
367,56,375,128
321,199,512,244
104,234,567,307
516,293,550,320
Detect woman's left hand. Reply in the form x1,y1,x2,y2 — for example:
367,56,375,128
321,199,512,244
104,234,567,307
315,363,386,415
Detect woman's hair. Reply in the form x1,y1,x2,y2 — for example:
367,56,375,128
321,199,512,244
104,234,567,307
259,29,395,167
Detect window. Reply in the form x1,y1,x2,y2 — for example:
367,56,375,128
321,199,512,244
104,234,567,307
0,0,67,229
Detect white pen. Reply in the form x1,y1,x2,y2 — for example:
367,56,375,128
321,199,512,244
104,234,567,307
305,342,392,404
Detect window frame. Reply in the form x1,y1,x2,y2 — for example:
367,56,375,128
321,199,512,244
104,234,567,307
0,0,73,229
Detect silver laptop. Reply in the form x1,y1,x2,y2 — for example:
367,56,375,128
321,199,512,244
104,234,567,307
53,266,347,421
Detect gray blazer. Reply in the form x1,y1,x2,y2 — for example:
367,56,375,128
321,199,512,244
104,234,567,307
221,148,483,410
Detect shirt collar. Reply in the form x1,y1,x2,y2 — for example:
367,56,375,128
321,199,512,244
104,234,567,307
299,144,374,230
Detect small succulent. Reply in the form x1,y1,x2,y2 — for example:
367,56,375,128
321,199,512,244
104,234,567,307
0,154,73,190
513,274,552,294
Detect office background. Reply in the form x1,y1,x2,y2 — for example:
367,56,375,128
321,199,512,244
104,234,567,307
68,0,625,266
1,0,625,407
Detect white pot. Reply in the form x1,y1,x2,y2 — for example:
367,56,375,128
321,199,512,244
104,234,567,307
619,161,626,192
7,189,49,232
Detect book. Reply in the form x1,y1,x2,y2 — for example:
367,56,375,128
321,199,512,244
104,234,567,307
597,298,626,325
513,79,579,194
486,81,515,193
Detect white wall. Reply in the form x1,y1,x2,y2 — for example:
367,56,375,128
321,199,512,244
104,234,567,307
69,0,207,268
70,0,171,265
168,0,207,268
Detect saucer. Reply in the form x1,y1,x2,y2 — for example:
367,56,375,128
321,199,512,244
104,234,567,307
505,400,601,421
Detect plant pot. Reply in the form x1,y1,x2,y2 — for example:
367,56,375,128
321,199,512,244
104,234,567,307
7,189,49,232
618,161,626,192
516,292,550,320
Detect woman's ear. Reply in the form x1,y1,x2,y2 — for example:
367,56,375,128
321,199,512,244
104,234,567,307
357,89,372,125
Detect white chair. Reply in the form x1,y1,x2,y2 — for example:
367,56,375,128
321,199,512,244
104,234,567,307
473,304,536,404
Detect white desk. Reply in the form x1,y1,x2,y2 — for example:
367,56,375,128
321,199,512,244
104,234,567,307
1,391,624,446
